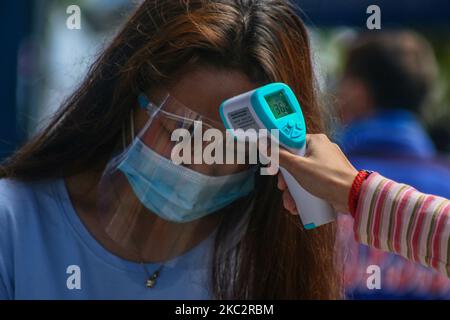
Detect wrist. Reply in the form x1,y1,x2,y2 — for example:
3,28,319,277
333,168,358,213
348,170,372,217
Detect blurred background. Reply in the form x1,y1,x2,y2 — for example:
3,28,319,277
1,0,449,299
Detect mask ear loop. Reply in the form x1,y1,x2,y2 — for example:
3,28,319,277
130,108,135,141
122,108,135,151
121,126,127,152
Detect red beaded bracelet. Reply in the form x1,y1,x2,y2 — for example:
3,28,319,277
348,170,372,217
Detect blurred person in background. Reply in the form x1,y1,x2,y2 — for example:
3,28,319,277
337,31,450,299
429,116,450,156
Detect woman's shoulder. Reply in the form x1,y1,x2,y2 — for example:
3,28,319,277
0,178,64,300
0,177,62,224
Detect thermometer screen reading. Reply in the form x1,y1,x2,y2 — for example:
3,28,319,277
265,91,294,119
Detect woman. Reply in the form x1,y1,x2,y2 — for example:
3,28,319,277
0,0,340,299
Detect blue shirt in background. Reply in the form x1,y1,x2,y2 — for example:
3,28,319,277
339,109,450,299
340,109,450,199
0,178,214,300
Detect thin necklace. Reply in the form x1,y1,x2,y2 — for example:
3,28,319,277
109,171,166,289
119,112,188,289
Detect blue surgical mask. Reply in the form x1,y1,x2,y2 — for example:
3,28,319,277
117,139,256,223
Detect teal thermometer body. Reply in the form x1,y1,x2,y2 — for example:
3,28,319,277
220,82,335,229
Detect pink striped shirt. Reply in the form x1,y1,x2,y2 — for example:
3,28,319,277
353,173,450,277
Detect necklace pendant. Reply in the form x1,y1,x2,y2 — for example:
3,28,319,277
146,271,160,288
146,278,156,288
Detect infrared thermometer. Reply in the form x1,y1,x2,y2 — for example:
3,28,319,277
220,82,335,229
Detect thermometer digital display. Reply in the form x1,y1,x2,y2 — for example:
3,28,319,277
220,82,336,229
265,91,294,119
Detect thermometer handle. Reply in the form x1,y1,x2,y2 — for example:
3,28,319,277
280,147,336,229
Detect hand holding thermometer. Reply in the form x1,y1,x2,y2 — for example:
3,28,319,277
220,82,336,229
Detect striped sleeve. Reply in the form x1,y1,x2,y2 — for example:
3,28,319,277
353,173,450,277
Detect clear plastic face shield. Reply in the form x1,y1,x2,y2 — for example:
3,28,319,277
96,89,256,273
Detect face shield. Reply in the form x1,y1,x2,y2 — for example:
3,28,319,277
95,90,257,277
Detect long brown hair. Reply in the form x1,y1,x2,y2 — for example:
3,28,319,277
0,0,341,299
